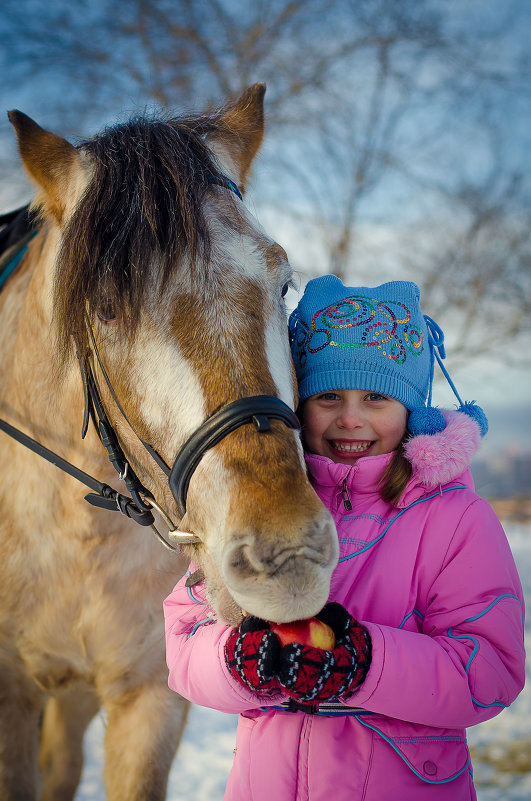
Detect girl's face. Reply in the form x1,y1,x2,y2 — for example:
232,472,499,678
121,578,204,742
302,389,408,465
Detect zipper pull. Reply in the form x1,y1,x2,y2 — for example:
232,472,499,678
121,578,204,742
341,477,353,511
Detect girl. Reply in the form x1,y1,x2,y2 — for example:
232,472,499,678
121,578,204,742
164,276,525,800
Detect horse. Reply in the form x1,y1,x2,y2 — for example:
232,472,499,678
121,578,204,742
0,84,338,800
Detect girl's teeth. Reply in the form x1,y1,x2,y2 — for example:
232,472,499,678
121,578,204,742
332,441,372,453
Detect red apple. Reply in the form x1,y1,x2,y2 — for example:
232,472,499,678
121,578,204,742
270,617,336,649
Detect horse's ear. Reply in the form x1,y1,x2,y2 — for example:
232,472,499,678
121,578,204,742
209,83,266,192
8,110,83,223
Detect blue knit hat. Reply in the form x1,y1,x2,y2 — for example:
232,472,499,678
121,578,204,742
289,275,488,437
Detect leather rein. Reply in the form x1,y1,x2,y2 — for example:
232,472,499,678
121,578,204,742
0,363,299,551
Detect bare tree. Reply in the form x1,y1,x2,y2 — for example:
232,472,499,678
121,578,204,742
0,0,529,363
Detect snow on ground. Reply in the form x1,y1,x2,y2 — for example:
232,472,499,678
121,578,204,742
75,523,530,801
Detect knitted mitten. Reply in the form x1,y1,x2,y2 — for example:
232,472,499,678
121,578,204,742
225,616,281,692
277,602,371,704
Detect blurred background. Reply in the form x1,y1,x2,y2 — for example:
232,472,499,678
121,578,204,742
0,2,529,797
1,1,530,508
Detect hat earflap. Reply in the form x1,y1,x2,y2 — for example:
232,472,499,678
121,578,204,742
407,316,488,438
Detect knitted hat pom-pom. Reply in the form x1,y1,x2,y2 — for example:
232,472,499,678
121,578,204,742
408,406,446,436
458,401,488,437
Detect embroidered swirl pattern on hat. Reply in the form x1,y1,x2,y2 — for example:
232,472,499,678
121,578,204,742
292,295,425,369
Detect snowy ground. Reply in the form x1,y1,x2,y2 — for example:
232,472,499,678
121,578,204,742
75,522,530,801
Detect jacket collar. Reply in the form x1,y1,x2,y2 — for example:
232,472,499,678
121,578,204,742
305,451,392,492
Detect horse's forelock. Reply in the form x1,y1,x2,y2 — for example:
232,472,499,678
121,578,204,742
52,113,228,362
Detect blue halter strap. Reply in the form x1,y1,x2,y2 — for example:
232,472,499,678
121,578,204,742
0,230,38,292
208,174,243,200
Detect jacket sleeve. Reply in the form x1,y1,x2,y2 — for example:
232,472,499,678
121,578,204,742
163,566,288,713
346,498,526,728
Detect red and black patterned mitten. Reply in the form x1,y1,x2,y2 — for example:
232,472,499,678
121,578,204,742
225,616,281,693
278,602,371,704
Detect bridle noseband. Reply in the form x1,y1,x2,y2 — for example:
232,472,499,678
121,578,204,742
168,395,300,518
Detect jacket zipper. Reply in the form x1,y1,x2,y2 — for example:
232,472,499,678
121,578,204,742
341,476,353,510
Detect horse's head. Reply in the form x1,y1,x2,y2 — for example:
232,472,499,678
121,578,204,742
9,86,338,625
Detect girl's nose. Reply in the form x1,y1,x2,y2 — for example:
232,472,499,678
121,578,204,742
337,401,364,429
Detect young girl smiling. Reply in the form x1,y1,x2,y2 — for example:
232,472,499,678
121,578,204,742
302,389,408,463
164,276,525,800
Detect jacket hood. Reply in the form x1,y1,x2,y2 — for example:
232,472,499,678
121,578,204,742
305,409,482,504
404,408,481,487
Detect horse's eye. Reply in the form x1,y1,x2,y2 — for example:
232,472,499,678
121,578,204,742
281,282,290,298
97,306,117,324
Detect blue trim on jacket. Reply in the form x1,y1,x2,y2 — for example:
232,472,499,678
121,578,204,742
447,593,524,709
338,486,468,562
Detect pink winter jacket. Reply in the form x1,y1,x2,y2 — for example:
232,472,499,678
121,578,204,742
164,411,525,801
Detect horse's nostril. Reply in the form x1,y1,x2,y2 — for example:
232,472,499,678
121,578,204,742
220,519,338,623
224,521,338,586
227,540,262,579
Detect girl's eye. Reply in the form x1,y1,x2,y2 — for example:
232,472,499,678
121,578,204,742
366,393,386,402
319,392,339,401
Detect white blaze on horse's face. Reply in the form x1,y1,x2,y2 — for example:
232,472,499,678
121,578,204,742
202,196,297,410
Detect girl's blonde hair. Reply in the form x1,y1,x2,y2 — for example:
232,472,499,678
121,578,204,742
378,437,412,506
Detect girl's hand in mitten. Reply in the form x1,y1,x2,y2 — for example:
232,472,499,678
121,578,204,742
277,602,371,704
224,616,281,693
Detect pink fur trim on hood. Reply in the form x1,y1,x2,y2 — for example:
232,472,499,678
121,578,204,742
404,409,482,487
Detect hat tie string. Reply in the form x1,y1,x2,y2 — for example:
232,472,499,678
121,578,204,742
424,315,464,408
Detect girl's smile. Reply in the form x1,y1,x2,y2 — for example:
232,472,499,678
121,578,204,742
302,389,408,465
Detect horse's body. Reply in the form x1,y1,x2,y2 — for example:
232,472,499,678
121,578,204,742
0,85,338,800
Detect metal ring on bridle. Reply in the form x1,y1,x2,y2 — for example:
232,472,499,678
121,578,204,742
141,494,201,545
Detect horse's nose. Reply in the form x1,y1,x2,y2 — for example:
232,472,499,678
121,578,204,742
220,516,339,621
223,528,336,579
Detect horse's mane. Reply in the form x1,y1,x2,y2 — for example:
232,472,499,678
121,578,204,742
52,111,230,362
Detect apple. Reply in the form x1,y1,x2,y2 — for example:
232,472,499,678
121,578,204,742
270,617,336,649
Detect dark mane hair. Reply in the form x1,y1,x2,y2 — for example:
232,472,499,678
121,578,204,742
53,111,228,362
